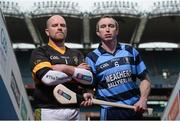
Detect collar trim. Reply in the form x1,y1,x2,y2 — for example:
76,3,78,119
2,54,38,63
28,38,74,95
48,40,66,54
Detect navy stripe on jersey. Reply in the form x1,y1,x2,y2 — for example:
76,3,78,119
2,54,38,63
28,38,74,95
96,56,134,74
86,51,99,63
135,53,142,65
125,44,133,55
137,70,148,80
97,88,140,102
98,79,138,91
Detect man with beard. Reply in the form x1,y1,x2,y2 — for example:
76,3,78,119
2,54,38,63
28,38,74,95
30,15,93,120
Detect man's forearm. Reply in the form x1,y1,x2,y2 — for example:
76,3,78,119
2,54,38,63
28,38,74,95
53,64,93,85
72,68,93,85
41,70,72,85
52,64,75,76
139,78,151,100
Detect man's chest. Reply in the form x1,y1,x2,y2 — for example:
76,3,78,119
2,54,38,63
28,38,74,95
46,51,80,66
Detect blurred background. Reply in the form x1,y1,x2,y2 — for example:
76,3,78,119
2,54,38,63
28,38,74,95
0,0,180,120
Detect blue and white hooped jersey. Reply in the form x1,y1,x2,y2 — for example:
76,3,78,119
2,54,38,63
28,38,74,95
85,43,148,108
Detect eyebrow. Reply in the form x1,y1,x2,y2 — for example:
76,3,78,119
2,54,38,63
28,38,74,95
99,23,115,27
50,23,66,26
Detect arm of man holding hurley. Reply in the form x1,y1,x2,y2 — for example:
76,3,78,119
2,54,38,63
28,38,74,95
51,63,94,106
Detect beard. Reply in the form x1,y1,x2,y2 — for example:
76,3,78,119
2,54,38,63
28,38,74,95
50,36,64,43
50,33,66,42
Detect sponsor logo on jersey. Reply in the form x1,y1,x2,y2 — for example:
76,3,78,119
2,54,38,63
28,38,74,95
50,55,60,60
105,70,132,88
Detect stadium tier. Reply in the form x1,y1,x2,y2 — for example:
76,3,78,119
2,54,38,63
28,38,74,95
14,50,34,86
5,17,34,44
141,16,180,44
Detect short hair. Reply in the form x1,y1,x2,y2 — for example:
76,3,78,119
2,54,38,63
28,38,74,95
96,15,119,32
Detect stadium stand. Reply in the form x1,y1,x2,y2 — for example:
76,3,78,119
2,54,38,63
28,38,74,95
14,49,35,108
140,49,180,78
14,50,34,86
1,0,180,120
5,17,34,44
141,16,180,44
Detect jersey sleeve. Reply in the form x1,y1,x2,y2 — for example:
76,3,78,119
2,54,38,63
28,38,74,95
133,48,148,80
85,52,98,87
30,48,52,83
77,50,85,64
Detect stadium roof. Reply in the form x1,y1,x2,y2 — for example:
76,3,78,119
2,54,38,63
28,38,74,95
1,0,180,49
1,0,151,12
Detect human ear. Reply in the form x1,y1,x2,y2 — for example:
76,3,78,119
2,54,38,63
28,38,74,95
45,29,49,36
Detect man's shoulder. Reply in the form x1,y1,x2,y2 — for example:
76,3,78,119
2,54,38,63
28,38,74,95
86,49,100,63
119,43,136,54
86,48,98,56
31,45,49,54
34,45,49,50
66,47,82,55
119,42,133,49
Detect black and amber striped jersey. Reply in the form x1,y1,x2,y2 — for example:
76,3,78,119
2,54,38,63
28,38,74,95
30,40,85,108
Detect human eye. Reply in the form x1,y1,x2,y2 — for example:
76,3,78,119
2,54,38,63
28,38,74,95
60,24,66,27
100,24,106,28
52,23,58,27
109,24,115,28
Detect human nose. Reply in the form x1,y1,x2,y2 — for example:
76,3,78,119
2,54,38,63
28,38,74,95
105,27,110,32
57,25,62,30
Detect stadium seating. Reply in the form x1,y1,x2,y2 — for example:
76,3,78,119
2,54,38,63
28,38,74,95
140,49,180,87
14,50,34,86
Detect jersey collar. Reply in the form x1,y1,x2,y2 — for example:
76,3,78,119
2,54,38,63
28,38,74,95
98,42,122,55
48,40,66,54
